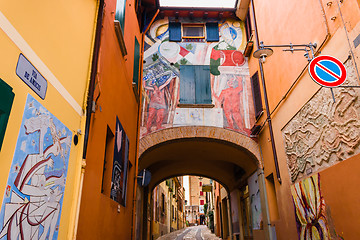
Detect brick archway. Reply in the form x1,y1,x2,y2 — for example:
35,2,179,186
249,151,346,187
139,126,262,168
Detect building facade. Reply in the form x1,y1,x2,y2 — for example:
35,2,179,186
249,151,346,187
0,1,97,239
75,0,144,239
246,0,360,239
152,177,185,239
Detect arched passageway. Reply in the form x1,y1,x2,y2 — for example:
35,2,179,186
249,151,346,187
135,127,271,240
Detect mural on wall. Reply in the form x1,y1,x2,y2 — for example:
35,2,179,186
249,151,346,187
282,59,360,182
291,174,332,240
141,18,255,138
0,94,72,240
110,117,129,206
248,172,262,230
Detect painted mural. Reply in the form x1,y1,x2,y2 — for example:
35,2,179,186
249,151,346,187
141,18,255,137
282,59,360,182
291,174,332,240
110,117,129,206
0,94,72,240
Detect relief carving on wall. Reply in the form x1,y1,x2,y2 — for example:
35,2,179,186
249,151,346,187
282,59,360,182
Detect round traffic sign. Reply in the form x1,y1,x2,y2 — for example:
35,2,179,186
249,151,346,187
308,55,346,87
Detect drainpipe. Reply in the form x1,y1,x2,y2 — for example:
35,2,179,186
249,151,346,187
250,0,281,184
83,0,104,160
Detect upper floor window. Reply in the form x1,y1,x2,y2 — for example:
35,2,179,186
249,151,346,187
114,0,127,56
169,22,219,42
183,24,205,38
133,37,140,91
251,71,263,119
179,65,213,107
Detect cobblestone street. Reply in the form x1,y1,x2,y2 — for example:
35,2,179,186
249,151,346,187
156,225,222,240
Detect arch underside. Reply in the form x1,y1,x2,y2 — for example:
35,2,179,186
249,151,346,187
139,127,261,191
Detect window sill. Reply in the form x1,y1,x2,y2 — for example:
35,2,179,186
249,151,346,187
177,103,215,108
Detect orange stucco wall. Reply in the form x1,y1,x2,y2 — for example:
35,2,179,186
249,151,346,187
320,154,360,239
76,0,142,239
248,0,360,239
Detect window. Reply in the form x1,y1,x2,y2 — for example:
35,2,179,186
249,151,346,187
0,79,14,151
179,65,213,106
169,22,219,42
101,126,114,195
183,24,205,38
169,22,182,42
200,191,203,196
114,0,127,55
206,22,219,42
200,200,204,205
133,37,140,92
199,182,202,186
251,71,263,119
161,193,165,213
244,10,253,41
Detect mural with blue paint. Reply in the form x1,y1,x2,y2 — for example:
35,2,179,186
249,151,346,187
141,18,254,137
0,94,72,240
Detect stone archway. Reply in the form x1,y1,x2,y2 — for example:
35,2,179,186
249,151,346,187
139,126,262,168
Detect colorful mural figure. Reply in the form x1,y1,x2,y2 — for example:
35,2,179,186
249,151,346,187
141,18,254,137
142,57,179,134
110,117,129,206
291,174,331,240
0,94,72,240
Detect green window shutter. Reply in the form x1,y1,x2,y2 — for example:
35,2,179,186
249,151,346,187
179,65,195,104
115,0,126,33
0,78,15,151
206,22,219,42
195,66,212,104
169,22,182,42
133,37,140,90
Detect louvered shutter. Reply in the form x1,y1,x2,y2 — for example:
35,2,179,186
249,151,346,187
195,65,212,104
251,72,263,119
179,65,195,104
206,22,219,42
169,22,182,42
133,37,140,90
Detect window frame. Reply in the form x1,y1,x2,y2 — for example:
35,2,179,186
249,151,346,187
182,23,205,39
114,0,127,56
178,65,214,108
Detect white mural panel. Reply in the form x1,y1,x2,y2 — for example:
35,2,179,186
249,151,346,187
0,94,72,240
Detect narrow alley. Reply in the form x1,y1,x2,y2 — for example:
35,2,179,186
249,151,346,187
157,226,221,240
0,0,360,239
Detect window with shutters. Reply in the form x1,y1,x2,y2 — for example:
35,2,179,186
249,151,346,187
179,65,214,107
200,200,204,205
244,10,253,41
114,0,127,56
183,24,205,38
169,22,219,42
251,72,263,119
0,78,14,151
133,37,140,92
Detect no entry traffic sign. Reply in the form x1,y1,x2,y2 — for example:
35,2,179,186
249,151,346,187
308,55,346,87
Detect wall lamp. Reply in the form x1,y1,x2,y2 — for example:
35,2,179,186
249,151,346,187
253,41,317,63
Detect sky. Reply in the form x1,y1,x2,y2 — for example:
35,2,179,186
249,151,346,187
158,0,237,8
184,175,189,204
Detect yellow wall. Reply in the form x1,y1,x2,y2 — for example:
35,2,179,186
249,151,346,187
0,0,97,239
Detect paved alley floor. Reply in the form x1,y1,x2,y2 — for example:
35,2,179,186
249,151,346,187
156,225,222,240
